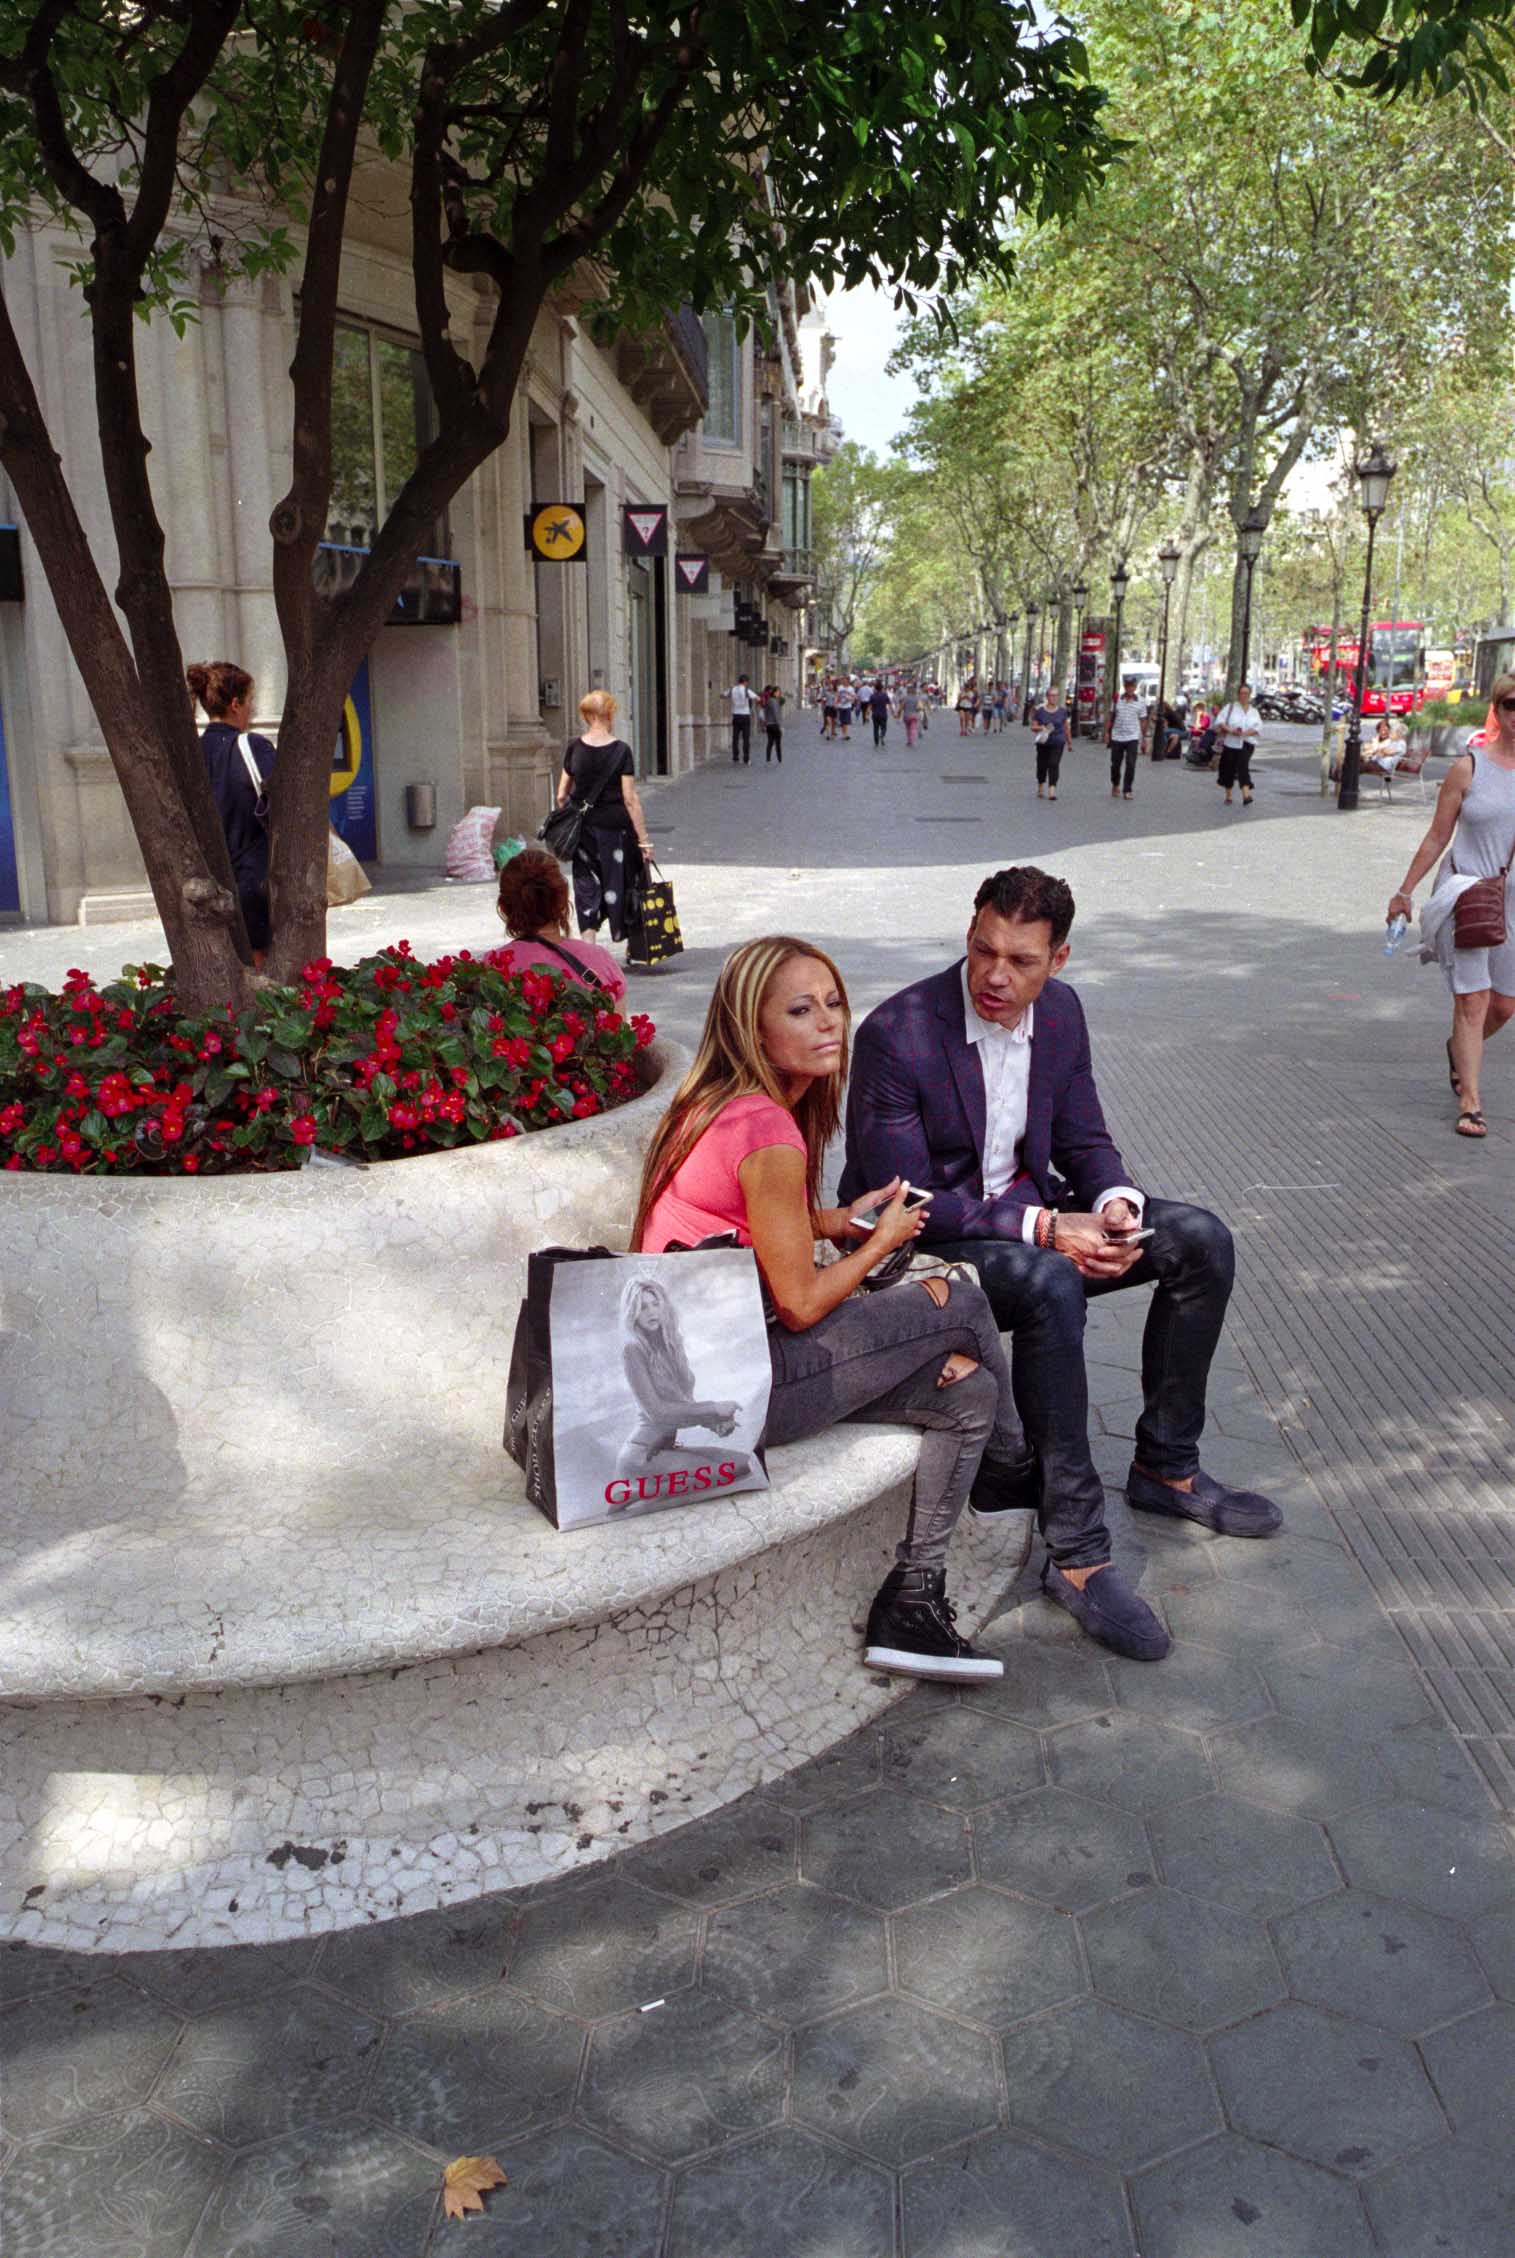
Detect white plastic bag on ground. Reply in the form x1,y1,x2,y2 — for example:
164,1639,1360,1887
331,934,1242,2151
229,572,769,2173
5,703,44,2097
446,805,501,882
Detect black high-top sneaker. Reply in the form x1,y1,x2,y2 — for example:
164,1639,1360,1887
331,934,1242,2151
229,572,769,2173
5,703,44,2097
863,1568,1004,1682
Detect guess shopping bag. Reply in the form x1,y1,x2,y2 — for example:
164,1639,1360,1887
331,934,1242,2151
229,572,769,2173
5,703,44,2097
626,861,684,966
504,1245,772,1529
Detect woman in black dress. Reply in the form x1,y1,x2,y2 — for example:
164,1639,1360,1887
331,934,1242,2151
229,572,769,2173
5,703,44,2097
554,689,654,943
186,659,276,957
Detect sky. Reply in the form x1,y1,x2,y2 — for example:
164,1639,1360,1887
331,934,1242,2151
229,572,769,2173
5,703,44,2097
819,284,917,459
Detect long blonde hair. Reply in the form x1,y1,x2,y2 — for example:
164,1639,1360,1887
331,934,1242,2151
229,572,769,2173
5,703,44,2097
632,937,850,1250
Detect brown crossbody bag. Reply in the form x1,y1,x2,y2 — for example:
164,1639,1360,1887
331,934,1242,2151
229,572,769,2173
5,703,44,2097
1452,753,1515,949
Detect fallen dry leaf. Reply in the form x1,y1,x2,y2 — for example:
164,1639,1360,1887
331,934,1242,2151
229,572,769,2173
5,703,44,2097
441,2155,507,2221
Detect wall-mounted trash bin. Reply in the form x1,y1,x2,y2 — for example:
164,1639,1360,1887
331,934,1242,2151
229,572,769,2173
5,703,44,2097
405,782,436,830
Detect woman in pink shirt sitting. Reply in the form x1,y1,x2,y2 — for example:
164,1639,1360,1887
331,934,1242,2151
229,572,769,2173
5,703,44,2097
633,935,1033,1682
487,849,626,1000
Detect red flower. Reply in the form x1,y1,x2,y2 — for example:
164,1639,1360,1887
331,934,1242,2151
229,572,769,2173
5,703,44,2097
290,1115,318,1145
548,1033,574,1064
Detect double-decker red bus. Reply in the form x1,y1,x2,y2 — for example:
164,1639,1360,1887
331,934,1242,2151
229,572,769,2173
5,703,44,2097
1304,621,1424,716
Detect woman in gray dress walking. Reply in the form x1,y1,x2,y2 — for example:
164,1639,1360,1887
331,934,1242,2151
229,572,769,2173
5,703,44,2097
1388,673,1515,1139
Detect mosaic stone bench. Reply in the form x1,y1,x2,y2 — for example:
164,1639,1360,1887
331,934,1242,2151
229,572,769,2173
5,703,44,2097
1,1040,1028,1950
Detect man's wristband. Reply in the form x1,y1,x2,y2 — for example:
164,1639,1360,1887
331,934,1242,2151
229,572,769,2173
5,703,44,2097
1035,1209,1058,1252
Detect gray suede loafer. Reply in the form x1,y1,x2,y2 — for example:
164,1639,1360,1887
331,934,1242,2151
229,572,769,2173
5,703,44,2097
1126,1463,1283,1539
1041,1560,1172,1661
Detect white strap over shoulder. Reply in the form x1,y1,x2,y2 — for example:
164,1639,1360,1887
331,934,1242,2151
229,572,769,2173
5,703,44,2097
235,731,266,801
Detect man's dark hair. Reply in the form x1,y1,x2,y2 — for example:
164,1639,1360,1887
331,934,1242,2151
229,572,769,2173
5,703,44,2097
972,866,1076,948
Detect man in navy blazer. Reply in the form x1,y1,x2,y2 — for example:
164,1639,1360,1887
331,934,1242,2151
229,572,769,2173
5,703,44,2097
841,865,1281,1662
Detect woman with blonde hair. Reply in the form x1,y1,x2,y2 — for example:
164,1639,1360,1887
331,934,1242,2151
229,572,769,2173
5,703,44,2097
554,689,654,946
1388,672,1515,1138
634,935,1035,1681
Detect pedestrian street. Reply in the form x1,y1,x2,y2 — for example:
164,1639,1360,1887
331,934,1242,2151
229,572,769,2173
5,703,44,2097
4,708,1515,2258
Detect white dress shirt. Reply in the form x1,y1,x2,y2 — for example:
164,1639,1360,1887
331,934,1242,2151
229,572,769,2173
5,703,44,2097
960,965,1144,1244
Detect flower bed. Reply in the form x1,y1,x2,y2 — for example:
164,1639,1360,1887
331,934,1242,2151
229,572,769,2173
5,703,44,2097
0,943,654,1174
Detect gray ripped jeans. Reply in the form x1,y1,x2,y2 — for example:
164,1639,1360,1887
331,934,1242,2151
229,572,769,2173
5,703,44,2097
765,1274,1023,1574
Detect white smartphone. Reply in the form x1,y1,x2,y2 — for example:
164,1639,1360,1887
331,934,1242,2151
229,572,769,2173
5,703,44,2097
1112,1225,1155,1242
851,1185,934,1230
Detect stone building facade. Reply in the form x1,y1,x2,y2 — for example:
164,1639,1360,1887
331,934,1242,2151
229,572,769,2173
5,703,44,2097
0,190,837,927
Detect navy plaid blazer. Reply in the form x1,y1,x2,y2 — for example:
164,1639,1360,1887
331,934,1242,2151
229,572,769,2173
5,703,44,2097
839,961,1139,1245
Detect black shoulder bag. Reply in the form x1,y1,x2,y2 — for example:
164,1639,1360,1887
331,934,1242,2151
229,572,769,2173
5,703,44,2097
527,934,613,994
537,742,624,863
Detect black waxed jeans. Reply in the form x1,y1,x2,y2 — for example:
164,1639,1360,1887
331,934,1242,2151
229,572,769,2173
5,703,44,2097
765,1275,1025,1576
932,1198,1235,1571
1110,737,1141,793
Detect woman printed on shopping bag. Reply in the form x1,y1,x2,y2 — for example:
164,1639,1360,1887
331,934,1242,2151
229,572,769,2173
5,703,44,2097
632,937,1036,1681
611,1276,745,1498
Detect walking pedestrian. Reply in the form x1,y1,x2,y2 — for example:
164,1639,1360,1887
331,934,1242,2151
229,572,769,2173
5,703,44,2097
1107,674,1148,800
870,678,891,747
761,683,785,764
900,680,923,748
727,674,753,764
1387,672,1515,1141
836,678,855,742
1032,688,1071,799
1213,684,1260,806
553,689,655,947
186,660,276,962
821,678,837,740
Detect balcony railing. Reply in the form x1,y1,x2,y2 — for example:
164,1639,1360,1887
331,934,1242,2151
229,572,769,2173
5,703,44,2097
668,303,710,404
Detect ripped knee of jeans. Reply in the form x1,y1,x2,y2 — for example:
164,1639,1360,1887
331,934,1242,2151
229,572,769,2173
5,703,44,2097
919,1274,950,1309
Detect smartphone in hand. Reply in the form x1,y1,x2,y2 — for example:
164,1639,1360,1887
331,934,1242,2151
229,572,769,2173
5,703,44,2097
851,1184,934,1231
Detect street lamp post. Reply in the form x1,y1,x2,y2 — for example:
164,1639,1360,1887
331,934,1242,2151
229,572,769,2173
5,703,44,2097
1338,441,1397,813
1021,604,1039,724
1237,507,1266,687
1044,592,1060,704
1153,542,1180,760
1070,580,1089,737
1108,562,1130,735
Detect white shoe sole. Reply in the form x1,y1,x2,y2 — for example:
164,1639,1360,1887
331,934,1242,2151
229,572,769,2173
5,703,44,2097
863,1643,1004,1681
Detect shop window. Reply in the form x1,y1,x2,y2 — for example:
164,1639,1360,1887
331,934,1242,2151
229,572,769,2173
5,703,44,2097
326,322,447,557
701,313,741,448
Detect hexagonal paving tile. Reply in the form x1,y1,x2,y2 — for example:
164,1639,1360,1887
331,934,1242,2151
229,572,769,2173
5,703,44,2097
0,1941,111,2006
1275,1888,1491,2036
1471,1904,1515,2000
903,2127,1134,2258
1131,2131,1377,2258
1328,1800,1515,1921
1107,1642,1272,1735
893,1884,1085,2028
369,1985,582,2154
491,2123,667,2258
1081,1885,1285,2031
666,2127,892,2258
628,1800,797,1909
1046,1710,1214,1813
113,1938,323,2016
1261,1649,1437,1739
0,2107,223,2258
1208,1714,1393,1820
880,1703,1044,1809
1210,2001,1446,2175
1376,1727,1507,1818
760,1731,883,1815
0,1978,184,2140
1000,1998,1219,2171
504,1875,697,2022
974,1787,1153,1913
1419,2003,1515,2151
580,1990,784,2164
801,1788,972,1910
185,2114,439,2256
1364,2135,1515,2258
1148,1794,1341,1918
791,1995,998,2166
1094,1394,1145,1440
152,1982,384,2150
1164,1577,1322,1658
315,1895,514,2016
703,1885,887,2023
965,1637,1112,1727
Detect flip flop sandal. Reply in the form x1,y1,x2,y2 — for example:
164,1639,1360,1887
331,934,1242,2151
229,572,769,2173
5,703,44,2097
1447,1038,1462,1098
1455,1110,1487,1139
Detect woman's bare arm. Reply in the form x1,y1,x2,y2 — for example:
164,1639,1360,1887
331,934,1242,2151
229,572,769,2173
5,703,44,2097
621,774,652,851
740,1146,923,1331
1392,755,1472,903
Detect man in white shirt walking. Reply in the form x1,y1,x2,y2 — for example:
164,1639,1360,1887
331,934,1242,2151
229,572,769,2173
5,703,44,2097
1107,674,1149,800
727,674,753,764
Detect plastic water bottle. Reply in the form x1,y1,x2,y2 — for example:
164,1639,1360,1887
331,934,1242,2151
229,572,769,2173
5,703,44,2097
1384,913,1407,956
